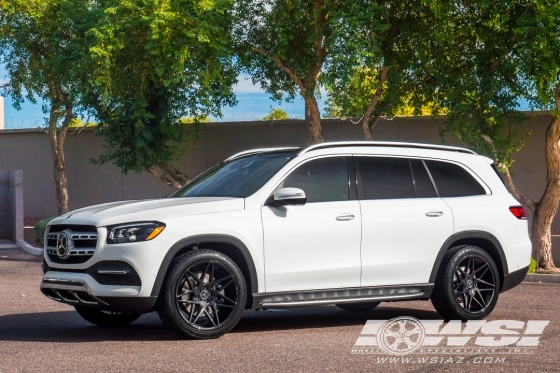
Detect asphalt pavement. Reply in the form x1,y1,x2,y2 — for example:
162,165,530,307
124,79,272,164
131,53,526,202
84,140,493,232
0,250,559,373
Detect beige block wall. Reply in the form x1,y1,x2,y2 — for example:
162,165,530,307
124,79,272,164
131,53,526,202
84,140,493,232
0,114,553,229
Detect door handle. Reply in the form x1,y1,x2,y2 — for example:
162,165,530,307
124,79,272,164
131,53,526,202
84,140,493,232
425,211,443,217
336,214,355,221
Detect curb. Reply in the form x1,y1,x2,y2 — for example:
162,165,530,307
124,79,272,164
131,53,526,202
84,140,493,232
523,273,560,284
16,240,43,256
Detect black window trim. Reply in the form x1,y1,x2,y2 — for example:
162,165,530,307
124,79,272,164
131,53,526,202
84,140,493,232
421,157,491,197
262,154,357,206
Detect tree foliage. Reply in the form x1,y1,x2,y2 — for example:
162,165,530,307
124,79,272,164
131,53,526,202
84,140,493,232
323,0,440,139
0,0,87,214
261,108,289,120
233,0,344,143
429,0,560,271
81,0,237,188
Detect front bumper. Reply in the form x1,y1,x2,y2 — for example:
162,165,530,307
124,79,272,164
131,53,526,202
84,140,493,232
40,277,157,312
41,229,181,310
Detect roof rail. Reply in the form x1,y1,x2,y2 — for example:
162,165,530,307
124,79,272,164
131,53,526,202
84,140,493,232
225,147,302,161
299,141,476,155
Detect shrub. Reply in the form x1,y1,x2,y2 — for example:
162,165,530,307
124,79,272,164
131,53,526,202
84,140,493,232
528,257,537,273
34,217,55,246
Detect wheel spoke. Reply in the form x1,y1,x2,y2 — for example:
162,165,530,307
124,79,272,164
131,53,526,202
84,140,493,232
186,270,201,284
214,303,235,308
177,300,198,304
210,289,237,305
466,293,473,311
177,290,193,298
201,262,211,284
209,275,233,287
474,262,488,274
476,266,490,280
477,278,495,287
202,307,217,327
475,288,488,308
471,293,485,309
211,301,221,325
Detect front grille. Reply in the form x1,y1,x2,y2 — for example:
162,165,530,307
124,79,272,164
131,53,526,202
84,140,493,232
45,225,98,264
48,225,97,233
44,260,142,286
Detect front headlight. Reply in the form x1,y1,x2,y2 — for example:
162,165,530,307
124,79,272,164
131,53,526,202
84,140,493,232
107,222,166,244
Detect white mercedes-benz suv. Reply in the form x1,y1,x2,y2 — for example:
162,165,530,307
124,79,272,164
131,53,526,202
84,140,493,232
40,142,531,339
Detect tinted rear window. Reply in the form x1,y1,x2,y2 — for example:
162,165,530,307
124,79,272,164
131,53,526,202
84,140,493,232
424,160,486,197
355,157,416,199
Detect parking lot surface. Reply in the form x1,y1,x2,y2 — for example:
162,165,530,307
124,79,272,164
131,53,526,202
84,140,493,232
0,251,559,373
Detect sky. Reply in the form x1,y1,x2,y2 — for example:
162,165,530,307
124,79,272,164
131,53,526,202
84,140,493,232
0,65,533,129
0,65,324,129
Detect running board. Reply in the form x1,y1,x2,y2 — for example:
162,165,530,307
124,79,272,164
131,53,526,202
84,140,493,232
251,284,433,309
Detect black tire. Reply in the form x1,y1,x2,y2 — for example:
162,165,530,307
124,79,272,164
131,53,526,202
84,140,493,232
74,306,142,327
336,301,381,312
431,245,501,320
157,249,247,339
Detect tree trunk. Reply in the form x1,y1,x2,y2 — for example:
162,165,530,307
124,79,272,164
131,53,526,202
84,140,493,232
48,103,71,216
361,66,388,140
531,114,560,271
304,96,324,143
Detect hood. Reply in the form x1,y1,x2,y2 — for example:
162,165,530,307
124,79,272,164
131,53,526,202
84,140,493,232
48,197,245,227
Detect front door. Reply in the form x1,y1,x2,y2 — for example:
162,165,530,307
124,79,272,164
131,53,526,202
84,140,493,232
262,156,362,293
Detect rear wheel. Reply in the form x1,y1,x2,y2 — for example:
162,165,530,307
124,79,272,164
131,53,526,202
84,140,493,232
431,246,500,320
157,249,247,339
74,307,142,327
336,301,380,312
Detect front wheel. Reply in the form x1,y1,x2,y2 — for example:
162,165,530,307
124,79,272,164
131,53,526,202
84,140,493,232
74,306,142,327
431,245,500,320
157,249,247,339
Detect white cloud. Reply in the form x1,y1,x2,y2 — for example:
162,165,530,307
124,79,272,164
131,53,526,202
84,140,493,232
233,75,265,93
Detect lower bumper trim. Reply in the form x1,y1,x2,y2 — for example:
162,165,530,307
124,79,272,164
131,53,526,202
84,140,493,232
501,265,529,293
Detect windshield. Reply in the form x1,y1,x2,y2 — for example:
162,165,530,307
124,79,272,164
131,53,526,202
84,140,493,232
170,151,299,198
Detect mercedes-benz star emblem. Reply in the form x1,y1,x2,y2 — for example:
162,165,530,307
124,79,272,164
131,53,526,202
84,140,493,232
56,232,70,259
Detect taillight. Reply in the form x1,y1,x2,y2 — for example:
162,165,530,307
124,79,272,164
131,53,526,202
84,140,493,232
509,206,527,219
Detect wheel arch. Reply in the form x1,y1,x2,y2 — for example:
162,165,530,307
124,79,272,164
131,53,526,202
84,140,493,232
150,235,259,305
429,231,508,290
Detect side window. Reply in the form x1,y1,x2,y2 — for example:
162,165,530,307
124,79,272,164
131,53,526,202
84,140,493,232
283,157,349,203
410,159,437,198
424,160,486,197
355,157,415,200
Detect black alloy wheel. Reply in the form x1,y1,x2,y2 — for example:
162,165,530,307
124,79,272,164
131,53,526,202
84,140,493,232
157,249,247,339
431,245,500,320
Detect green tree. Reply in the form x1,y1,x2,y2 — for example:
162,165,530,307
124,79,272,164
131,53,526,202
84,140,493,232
261,108,289,121
323,0,440,139
0,0,85,214
81,0,237,188
431,0,558,271
234,0,344,143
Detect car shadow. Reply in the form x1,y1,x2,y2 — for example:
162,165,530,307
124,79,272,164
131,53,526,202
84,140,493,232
0,304,441,343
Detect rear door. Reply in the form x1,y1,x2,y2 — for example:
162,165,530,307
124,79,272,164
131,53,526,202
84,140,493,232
356,156,454,287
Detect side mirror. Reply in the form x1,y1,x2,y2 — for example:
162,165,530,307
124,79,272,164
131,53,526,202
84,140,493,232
269,187,307,206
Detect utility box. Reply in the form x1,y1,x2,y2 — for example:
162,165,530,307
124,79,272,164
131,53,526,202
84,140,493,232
0,170,23,242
